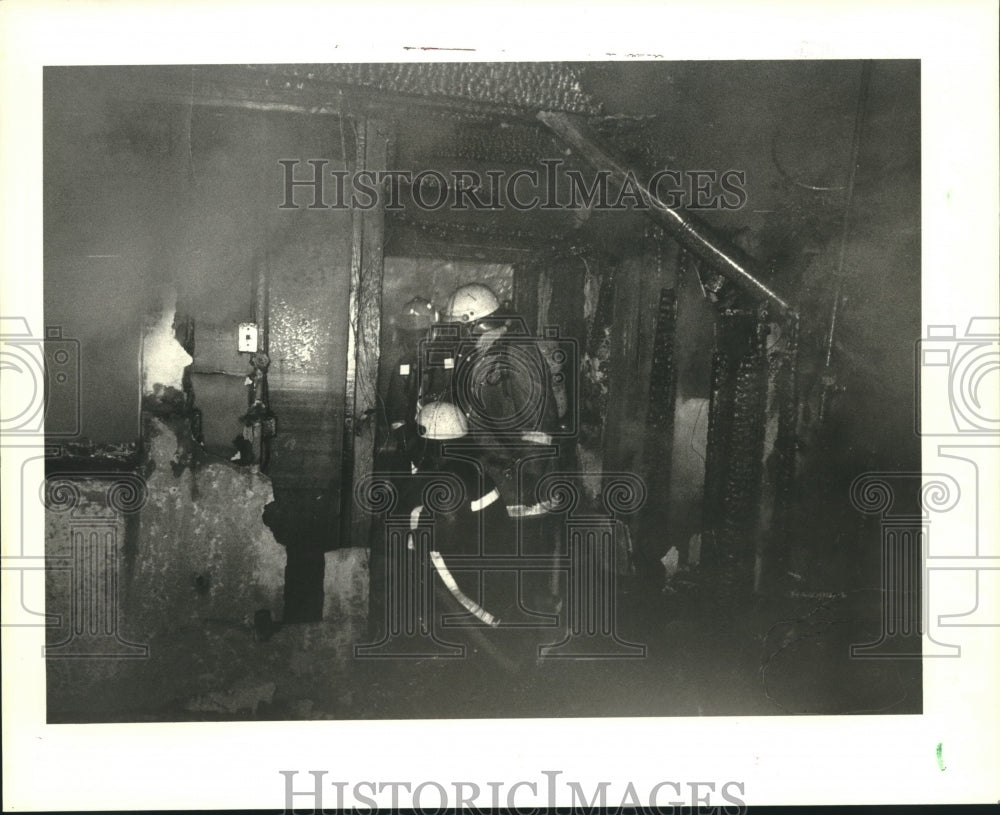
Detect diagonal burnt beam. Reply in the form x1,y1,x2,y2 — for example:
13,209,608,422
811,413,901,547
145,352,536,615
537,110,798,317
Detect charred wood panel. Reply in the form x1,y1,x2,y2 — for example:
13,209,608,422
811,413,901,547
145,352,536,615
721,331,768,552
603,243,670,492
703,349,735,546
640,287,679,554
340,116,390,548
513,261,540,333
604,255,644,475
267,217,353,495
767,316,801,586
703,308,770,584
546,257,588,444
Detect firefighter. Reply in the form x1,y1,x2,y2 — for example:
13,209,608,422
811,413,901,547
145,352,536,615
380,295,437,458
441,282,564,615
369,296,436,641
416,309,464,410
404,400,522,668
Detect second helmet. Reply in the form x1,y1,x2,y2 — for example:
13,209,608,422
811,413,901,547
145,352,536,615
444,283,500,324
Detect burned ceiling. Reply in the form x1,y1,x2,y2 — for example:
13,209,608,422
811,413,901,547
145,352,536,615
92,61,903,310
247,62,604,116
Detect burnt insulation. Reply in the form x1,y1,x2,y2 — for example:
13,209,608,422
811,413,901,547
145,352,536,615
720,320,768,553
448,120,568,165
646,288,678,434
248,63,602,115
387,208,574,247
703,351,735,540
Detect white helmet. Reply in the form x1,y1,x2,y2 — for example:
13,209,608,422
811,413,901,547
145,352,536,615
416,401,468,440
444,283,500,324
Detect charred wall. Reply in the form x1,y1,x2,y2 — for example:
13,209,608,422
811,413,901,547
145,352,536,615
44,67,354,496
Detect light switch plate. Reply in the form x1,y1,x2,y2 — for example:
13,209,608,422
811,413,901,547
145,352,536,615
238,322,258,353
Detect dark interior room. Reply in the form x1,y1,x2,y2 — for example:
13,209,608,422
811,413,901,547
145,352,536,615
42,60,922,720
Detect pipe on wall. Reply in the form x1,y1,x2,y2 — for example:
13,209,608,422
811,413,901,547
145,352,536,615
537,110,798,319
818,61,873,424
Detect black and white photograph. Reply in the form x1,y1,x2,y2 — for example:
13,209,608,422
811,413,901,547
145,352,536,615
37,59,926,724
2,2,998,811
